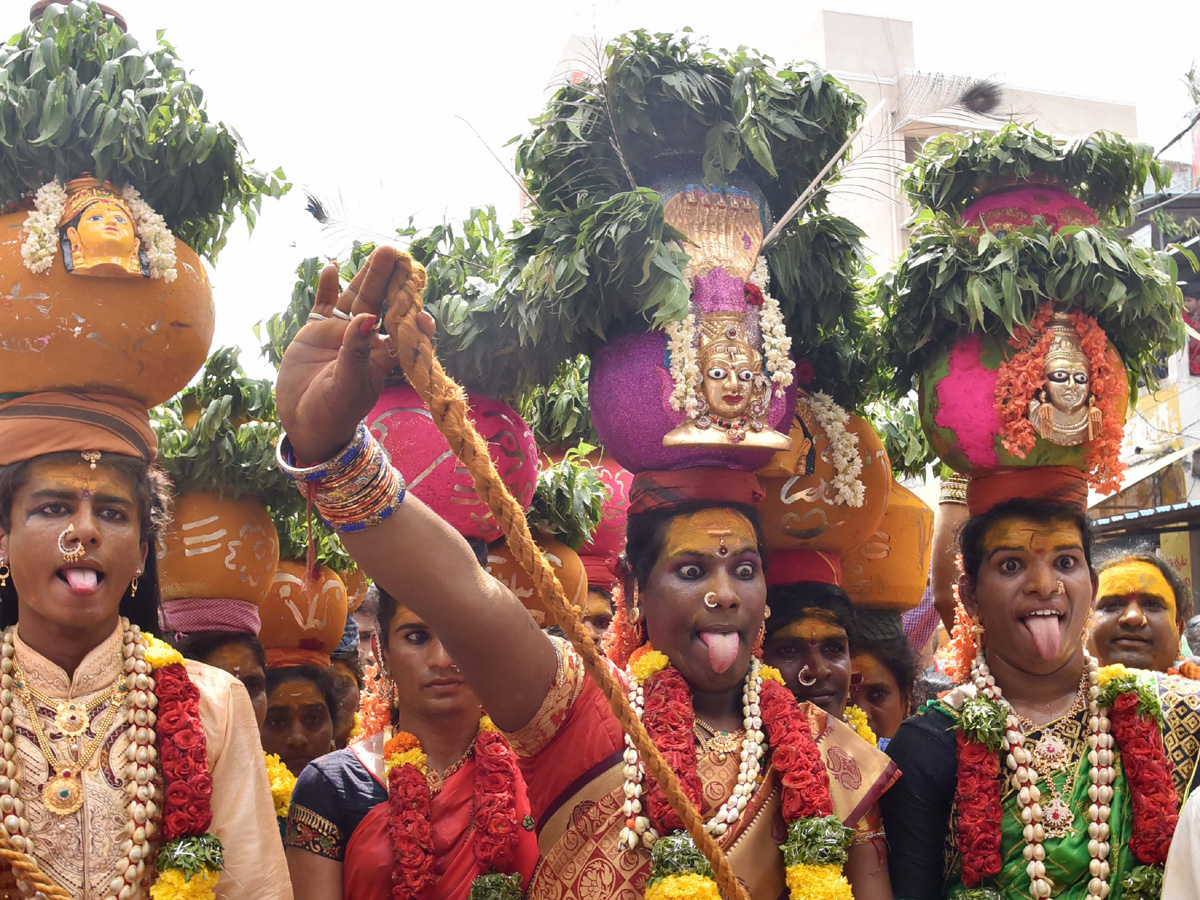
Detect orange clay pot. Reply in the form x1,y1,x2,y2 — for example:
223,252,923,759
840,481,934,612
0,208,214,407
756,407,891,555
342,568,371,613
485,533,588,629
258,560,348,656
157,491,279,605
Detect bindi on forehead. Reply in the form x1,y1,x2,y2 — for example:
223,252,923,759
773,613,847,644
663,509,756,559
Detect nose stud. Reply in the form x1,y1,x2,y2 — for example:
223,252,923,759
798,665,817,687
703,592,719,609
58,524,85,564
1053,580,1066,595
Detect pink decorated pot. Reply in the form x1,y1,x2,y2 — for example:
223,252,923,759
589,331,796,473
962,184,1097,234
367,385,537,541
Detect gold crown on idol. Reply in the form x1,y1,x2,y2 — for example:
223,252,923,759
1043,315,1087,367
58,177,132,227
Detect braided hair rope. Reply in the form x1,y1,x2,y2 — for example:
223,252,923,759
382,254,751,900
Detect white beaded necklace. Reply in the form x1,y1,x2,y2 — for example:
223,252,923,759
971,649,1113,900
618,658,765,851
0,619,159,900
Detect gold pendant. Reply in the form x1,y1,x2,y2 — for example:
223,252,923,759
426,770,444,796
43,771,83,816
704,732,741,763
54,701,90,738
1030,732,1070,774
1041,794,1075,838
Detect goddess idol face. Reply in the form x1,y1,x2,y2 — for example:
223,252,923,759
702,347,757,420
63,197,144,277
1043,357,1090,416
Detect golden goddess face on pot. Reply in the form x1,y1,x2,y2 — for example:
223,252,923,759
62,197,143,277
701,347,757,420
961,516,1096,675
1043,357,1090,416
638,509,765,695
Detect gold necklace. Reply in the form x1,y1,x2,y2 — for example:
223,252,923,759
693,716,745,763
11,660,127,817
21,679,117,739
1012,671,1088,839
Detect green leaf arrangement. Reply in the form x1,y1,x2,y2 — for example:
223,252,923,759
877,211,1184,397
156,833,225,879
1096,669,1164,722
864,394,944,480
1119,864,1164,900
901,124,1170,227
526,448,610,551
516,355,598,449
467,873,524,900
645,832,714,888
0,1,289,261
273,504,355,574
150,347,292,510
780,815,852,868
946,695,1009,752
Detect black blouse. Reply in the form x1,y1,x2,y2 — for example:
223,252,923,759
285,748,388,861
880,706,958,900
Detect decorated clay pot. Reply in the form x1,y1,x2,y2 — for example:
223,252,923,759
0,208,214,407
757,405,891,555
590,331,796,473
918,331,1128,474
157,492,279,605
367,385,538,542
485,533,588,628
962,184,1097,234
342,568,371,613
840,482,934,612
259,561,349,659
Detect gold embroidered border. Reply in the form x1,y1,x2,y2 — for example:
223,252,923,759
284,804,345,861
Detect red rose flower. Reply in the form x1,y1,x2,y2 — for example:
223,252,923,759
794,357,816,386
744,283,764,306
165,781,196,809
171,725,203,752
155,707,189,737
953,732,1002,886
190,772,214,801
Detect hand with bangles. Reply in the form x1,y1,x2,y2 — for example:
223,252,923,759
274,246,435,465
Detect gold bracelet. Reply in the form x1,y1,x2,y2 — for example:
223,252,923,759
939,474,969,505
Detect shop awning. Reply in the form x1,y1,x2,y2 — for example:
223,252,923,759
1093,498,1200,536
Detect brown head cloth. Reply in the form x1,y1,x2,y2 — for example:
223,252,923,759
628,467,764,515
966,466,1087,517
0,392,157,465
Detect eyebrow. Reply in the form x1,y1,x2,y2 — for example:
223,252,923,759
27,488,133,506
987,543,1082,559
668,543,758,557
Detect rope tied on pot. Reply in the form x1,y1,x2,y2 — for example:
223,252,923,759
382,253,750,900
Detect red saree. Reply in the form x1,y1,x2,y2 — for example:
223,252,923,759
342,735,540,900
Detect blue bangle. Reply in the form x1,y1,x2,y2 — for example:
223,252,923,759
276,423,369,483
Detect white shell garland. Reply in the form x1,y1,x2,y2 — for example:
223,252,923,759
971,650,1112,900
797,391,865,507
618,658,766,851
20,180,178,281
0,619,158,900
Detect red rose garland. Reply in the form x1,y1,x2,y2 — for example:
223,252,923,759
758,678,832,821
1108,693,1178,865
953,732,1003,886
385,724,523,899
641,667,703,834
155,662,215,840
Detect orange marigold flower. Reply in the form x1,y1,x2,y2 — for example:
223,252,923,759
384,732,420,757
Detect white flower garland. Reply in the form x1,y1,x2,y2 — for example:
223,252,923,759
20,182,68,275
118,184,177,283
750,257,795,393
19,179,177,281
797,391,865,507
665,314,701,415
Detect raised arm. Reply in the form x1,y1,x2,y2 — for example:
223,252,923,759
275,246,557,731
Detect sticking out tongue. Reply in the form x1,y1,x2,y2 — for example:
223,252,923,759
698,632,740,674
1024,614,1063,661
62,568,99,594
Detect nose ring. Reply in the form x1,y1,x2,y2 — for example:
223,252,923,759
1053,580,1066,595
798,665,817,687
703,592,718,609
58,524,85,564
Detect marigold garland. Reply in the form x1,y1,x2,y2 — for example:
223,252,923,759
644,873,722,900
602,580,644,668
783,862,853,900
385,720,525,899
843,706,876,746
994,303,1125,492
353,661,395,743
148,867,220,900
264,752,297,820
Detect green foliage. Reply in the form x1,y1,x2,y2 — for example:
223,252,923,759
1097,671,1164,722
865,395,943,480
273,504,355,574
947,696,1009,752
527,448,609,551
1119,864,1165,900
902,124,1169,227
156,833,225,877
948,889,1003,900
150,347,291,508
516,355,598,448
780,815,852,868
0,1,288,261
646,832,713,884
877,212,1184,397
467,873,524,900
257,242,375,369
1151,208,1200,242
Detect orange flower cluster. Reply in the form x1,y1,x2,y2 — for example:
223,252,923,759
993,303,1125,493
602,580,645,668
353,661,395,743
942,585,977,684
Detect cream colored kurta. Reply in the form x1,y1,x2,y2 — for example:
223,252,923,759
7,625,291,900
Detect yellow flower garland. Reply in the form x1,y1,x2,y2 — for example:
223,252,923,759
760,665,785,685
1097,663,1133,689
149,867,220,900
384,746,428,777
629,646,670,682
844,705,877,746
784,862,854,900
144,634,185,670
264,753,297,820
644,873,723,900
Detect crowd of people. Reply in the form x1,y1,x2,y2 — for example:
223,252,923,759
4,5,1200,900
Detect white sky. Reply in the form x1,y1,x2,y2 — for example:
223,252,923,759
101,0,1200,380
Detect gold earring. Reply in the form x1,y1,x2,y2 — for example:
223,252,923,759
629,581,642,623
764,605,771,619
130,569,142,597
0,559,8,588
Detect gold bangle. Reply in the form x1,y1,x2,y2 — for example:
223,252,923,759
939,474,969,505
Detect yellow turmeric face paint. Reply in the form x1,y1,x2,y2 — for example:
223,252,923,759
662,509,756,561
982,518,1082,560
1098,562,1175,621
773,610,846,643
